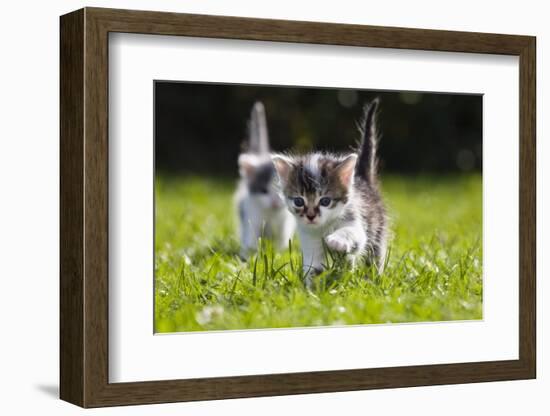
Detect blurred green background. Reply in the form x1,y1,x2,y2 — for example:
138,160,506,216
155,82,482,175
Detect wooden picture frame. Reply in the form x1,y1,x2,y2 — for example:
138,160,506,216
60,7,536,408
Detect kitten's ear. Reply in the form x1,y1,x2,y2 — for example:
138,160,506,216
271,154,294,184
238,153,259,177
335,154,358,188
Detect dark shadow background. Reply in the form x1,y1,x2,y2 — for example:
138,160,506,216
155,81,482,175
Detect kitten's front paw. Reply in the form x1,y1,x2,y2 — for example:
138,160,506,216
325,233,354,254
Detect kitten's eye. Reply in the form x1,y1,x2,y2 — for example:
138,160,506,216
319,197,332,207
293,197,305,207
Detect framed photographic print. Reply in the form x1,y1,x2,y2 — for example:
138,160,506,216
60,7,536,408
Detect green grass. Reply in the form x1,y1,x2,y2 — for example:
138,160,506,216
155,174,482,332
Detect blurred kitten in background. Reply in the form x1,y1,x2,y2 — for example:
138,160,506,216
235,102,295,258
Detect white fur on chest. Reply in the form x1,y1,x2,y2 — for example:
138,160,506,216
297,214,367,273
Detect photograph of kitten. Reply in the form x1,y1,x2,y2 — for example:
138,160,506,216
154,81,482,332
235,102,295,258
272,99,387,277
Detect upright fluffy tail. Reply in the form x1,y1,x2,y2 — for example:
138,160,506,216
247,101,270,154
355,98,380,184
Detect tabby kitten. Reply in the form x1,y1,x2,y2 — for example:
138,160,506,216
272,99,387,276
235,102,295,258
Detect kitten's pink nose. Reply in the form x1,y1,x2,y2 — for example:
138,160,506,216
306,214,316,222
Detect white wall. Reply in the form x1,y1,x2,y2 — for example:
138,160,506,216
0,0,545,414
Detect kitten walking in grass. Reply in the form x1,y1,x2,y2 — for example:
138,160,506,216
272,99,387,277
235,102,296,259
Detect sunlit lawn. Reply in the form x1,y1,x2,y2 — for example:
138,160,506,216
155,174,482,332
